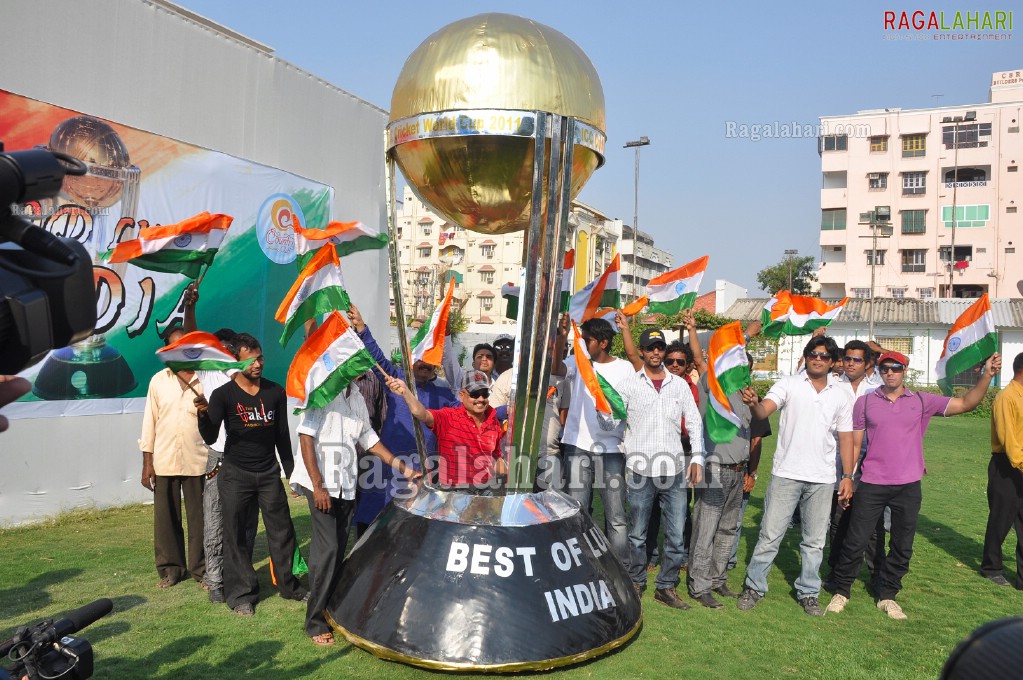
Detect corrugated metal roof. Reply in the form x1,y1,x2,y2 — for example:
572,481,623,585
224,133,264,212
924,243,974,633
723,298,1023,328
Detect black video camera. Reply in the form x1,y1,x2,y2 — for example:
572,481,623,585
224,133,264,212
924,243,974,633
0,145,97,375
0,598,112,680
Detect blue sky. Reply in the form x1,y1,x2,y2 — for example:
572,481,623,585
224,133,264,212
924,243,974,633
179,0,1019,294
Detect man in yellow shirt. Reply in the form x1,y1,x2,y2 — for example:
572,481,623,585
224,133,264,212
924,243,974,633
140,325,208,589
983,352,1023,588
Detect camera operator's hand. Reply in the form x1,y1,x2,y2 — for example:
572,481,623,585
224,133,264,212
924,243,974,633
141,452,157,491
0,375,31,433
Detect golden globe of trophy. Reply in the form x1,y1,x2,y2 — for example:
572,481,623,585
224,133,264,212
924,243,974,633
325,14,640,672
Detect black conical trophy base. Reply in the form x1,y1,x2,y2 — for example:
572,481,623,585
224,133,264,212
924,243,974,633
33,343,137,400
326,487,641,672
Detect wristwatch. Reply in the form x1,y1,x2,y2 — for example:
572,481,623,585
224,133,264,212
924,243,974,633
841,473,854,480
749,472,758,481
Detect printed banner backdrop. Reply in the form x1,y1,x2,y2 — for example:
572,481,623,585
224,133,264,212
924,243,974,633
1,91,349,418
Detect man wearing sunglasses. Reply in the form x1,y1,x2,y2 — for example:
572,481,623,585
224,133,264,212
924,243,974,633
826,350,1001,620
825,341,887,593
387,370,507,491
737,335,855,617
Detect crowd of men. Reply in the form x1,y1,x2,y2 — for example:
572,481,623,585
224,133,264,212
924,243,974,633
137,288,1023,646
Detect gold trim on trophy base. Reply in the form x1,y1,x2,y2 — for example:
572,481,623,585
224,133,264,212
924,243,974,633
325,611,642,673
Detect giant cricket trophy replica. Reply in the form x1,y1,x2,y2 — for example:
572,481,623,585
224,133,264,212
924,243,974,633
324,14,641,671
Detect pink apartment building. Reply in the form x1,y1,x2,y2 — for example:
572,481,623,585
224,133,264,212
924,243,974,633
817,70,1023,300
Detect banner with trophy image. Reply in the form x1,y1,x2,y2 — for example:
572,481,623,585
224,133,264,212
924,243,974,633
0,90,343,418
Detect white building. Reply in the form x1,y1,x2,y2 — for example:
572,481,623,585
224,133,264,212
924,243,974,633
817,70,1023,301
394,187,623,331
619,225,674,301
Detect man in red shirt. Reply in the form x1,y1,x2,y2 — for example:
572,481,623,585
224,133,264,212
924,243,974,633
387,370,507,491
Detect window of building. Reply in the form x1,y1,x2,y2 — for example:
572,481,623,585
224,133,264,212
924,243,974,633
901,210,927,234
851,288,871,299
876,336,913,355
902,172,927,195
902,134,926,158
868,172,888,190
942,122,992,149
422,224,432,236
481,245,495,258
1007,248,1016,254
901,249,926,273
820,208,847,230
866,249,887,266
481,271,494,284
869,136,889,152
918,287,935,299
942,204,990,228
939,245,973,263
1010,166,1019,173
396,227,403,239
480,296,494,310
1008,207,1018,214
890,287,908,299
417,246,431,257
819,135,848,152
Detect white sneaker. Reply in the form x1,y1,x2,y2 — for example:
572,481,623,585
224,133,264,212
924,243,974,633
877,599,907,620
825,594,848,614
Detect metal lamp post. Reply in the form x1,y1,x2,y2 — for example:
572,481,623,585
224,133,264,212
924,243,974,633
784,248,798,291
942,111,976,297
624,136,650,301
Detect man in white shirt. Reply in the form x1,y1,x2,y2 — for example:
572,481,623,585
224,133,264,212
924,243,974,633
617,329,704,611
737,334,855,617
291,385,419,646
555,317,634,565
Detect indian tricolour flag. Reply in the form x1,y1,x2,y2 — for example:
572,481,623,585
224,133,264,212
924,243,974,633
935,293,998,395
572,320,626,421
156,331,252,374
504,249,575,320
294,219,387,267
568,253,620,324
761,290,848,338
622,255,709,317
409,277,455,365
275,243,350,346
287,311,376,412
107,212,232,278
560,249,575,313
705,321,751,444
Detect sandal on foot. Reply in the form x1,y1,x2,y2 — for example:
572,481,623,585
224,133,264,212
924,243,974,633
157,576,180,589
311,632,335,646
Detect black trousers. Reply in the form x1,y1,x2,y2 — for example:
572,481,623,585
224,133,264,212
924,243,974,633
219,462,304,608
302,488,355,636
829,481,922,601
827,481,887,579
154,475,205,583
981,454,1023,587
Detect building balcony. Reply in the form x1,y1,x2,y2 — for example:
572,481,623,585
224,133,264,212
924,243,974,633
820,187,848,207
818,228,849,247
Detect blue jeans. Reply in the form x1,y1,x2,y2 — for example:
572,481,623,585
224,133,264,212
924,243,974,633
627,470,688,590
743,476,832,599
563,446,629,565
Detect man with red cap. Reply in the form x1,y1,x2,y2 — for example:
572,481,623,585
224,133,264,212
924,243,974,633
826,349,1001,620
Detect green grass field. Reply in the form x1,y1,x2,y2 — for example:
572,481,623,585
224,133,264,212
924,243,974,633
2,416,1020,679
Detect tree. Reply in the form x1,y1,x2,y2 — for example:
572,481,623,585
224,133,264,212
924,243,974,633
756,254,817,296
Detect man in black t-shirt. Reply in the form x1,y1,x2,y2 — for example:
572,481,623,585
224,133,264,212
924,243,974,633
197,333,307,615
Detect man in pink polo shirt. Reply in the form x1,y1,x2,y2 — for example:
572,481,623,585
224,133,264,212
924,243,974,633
826,350,1001,620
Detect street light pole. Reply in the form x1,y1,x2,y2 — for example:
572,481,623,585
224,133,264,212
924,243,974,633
942,112,974,296
784,249,798,292
859,206,892,339
624,136,650,301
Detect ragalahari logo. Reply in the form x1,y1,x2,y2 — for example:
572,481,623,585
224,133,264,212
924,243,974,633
256,193,300,265
883,10,1013,40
